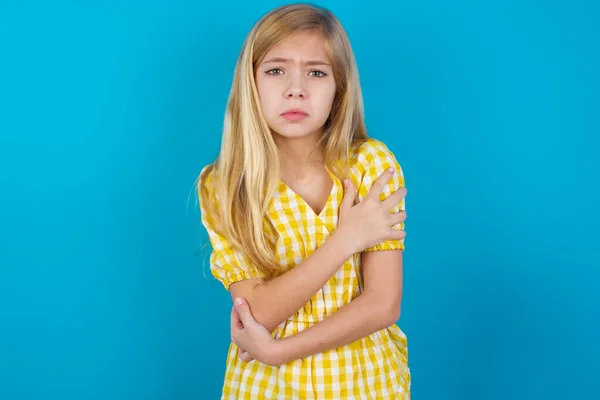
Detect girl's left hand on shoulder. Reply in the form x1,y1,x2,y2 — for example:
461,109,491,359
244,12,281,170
230,297,284,366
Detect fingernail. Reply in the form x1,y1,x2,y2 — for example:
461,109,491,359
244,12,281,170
388,167,394,173
235,297,244,306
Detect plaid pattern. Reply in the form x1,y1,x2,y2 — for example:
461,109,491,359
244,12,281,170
200,138,410,399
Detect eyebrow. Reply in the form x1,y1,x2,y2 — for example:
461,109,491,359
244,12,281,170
262,57,331,67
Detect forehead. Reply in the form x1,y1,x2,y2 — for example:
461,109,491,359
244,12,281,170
263,30,330,63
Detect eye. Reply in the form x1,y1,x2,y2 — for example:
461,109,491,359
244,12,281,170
309,70,327,78
266,68,284,75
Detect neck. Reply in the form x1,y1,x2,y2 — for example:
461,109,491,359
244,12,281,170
273,130,325,178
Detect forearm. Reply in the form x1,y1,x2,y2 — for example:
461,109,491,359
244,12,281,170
248,232,354,333
273,291,399,363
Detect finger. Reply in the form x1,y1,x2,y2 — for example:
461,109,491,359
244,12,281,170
339,179,356,216
234,297,255,326
366,168,395,201
230,304,243,330
230,323,239,346
238,348,254,362
389,210,407,225
381,187,407,211
388,227,407,240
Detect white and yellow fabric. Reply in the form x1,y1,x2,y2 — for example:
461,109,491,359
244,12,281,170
200,138,410,399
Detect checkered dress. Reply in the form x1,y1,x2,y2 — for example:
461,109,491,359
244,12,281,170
200,138,410,399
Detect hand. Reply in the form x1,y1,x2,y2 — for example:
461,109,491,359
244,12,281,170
336,168,407,254
230,297,283,366
233,309,255,363
237,345,254,363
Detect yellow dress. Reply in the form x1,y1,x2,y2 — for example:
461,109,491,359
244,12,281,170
199,138,410,399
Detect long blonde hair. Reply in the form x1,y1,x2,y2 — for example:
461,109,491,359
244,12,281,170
198,3,368,281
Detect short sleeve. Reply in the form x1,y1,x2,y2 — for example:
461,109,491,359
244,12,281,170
353,139,406,252
198,167,265,290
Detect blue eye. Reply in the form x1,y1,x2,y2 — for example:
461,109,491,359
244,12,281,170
266,68,284,75
309,70,327,78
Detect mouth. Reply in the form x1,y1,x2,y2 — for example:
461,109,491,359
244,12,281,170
281,109,308,121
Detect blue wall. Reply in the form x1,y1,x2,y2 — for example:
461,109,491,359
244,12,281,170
1,1,598,399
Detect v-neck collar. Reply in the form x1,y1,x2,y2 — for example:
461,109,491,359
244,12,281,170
278,166,339,220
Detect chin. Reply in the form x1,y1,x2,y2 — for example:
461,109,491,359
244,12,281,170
272,129,316,139
270,123,325,140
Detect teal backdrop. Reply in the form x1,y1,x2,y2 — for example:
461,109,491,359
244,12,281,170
1,0,598,399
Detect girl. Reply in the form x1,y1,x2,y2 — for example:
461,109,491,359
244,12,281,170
198,3,410,399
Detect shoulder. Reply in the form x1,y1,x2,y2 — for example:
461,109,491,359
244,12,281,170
198,163,231,240
197,163,220,216
348,138,405,203
198,163,218,194
350,137,403,177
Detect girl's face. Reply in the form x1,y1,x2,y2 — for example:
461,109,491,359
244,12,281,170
255,30,336,142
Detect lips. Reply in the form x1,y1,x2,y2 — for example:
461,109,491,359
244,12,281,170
281,108,308,116
281,109,308,121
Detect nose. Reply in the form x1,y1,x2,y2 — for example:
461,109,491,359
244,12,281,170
286,87,305,99
285,73,307,99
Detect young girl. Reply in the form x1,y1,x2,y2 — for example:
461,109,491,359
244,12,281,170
198,3,410,399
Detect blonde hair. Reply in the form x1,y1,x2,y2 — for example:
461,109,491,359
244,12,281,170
198,3,368,281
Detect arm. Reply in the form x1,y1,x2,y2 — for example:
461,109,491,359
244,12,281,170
230,139,407,365
200,168,359,335
230,228,354,333
229,166,402,334
271,249,403,364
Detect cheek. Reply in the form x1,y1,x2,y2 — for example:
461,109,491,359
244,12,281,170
314,84,336,117
256,80,278,115
326,85,336,108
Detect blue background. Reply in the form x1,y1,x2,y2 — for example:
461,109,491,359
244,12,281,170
1,0,598,399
